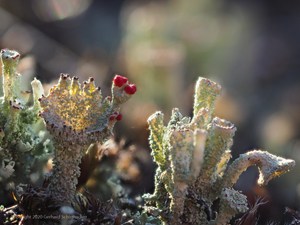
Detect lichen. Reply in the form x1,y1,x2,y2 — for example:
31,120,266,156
0,49,295,224
39,74,136,203
223,150,295,188
145,77,295,224
0,49,53,200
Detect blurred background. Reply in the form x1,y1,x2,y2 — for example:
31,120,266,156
0,0,300,223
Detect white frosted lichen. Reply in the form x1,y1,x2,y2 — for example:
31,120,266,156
0,49,52,193
145,76,295,225
223,150,295,188
1,49,21,104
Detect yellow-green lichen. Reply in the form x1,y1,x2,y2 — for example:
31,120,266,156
39,74,136,203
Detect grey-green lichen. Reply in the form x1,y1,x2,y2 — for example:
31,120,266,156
0,49,53,198
145,77,295,225
38,74,136,203
0,49,295,224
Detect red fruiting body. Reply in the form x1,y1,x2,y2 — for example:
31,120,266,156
109,113,122,121
113,75,128,87
124,84,137,95
109,115,116,121
116,114,122,121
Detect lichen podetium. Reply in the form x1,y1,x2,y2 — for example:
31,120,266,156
38,74,136,203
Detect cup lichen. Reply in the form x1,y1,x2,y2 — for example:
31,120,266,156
0,49,295,225
145,76,295,225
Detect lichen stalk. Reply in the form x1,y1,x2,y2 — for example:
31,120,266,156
190,129,207,181
195,117,236,193
30,78,44,114
169,129,193,224
49,143,83,202
148,111,166,169
222,150,295,188
0,49,21,106
193,77,221,122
